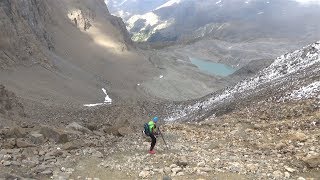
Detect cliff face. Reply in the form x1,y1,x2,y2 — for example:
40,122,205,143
0,0,133,69
0,0,154,106
0,84,25,119
0,0,53,69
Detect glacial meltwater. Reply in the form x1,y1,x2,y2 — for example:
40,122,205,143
190,57,236,77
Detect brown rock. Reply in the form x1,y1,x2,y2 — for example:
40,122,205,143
2,127,26,138
303,155,320,168
289,132,308,142
66,122,92,134
16,138,36,148
2,138,16,149
62,140,83,150
275,142,286,150
40,126,68,143
117,127,133,137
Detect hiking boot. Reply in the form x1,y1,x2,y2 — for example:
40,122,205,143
149,150,156,154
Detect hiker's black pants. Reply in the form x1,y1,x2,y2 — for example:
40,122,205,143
149,133,156,151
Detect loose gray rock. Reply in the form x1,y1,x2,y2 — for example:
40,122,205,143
29,132,45,144
40,126,68,144
16,138,36,148
66,122,92,134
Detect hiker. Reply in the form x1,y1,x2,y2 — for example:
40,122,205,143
145,116,158,154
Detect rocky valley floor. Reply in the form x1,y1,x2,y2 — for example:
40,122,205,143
1,100,319,180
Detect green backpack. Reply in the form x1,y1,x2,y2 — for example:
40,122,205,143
143,123,150,135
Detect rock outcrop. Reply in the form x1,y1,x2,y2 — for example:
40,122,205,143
0,85,25,119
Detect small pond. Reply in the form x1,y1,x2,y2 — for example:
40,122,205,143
190,57,236,77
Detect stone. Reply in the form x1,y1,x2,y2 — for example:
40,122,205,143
198,167,213,172
154,168,164,174
162,175,172,180
176,172,184,176
289,132,308,142
66,122,92,134
62,140,83,150
44,155,56,161
275,142,286,150
164,167,171,174
302,154,320,168
29,132,45,144
117,127,133,137
46,149,63,157
297,177,306,180
3,161,12,166
197,161,205,167
3,127,26,138
246,163,258,172
171,167,182,173
169,164,177,168
284,166,296,173
16,138,36,148
2,138,16,149
284,172,290,178
40,126,68,143
41,170,53,176
139,170,150,178
92,151,104,158
273,170,283,178
176,156,188,167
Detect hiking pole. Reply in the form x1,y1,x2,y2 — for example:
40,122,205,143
158,127,169,150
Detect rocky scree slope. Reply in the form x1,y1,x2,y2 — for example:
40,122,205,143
0,0,54,69
0,0,157,108
0,85,26,124
164,41,320,122
0,100,318,179
124,0,320,43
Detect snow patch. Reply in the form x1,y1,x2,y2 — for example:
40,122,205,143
84,88,112,107
216,0,222,4
155,0,182,10
282,81,320,100
160,75,164,79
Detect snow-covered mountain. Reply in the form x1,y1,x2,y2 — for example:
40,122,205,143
165,41,320,121
112,0,320,43
105,0,169,19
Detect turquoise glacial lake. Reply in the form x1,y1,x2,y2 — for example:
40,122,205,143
190,57,236,77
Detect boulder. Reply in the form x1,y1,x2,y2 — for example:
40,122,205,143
272,170,283,179
176,156,188,167
302,154,320,168
2,127,26,138
40,126,68,144
62,140,83,150
197,161,205,167
29,132,45,144
16,138,36,148
117,127,134,137
66,122,92,134
84,123,99,131
139,170,150,178
289,132,308,142
171,167,182,174
2,138,16,149
162,175,172,180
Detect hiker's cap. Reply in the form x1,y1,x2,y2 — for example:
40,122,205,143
153,116,159,122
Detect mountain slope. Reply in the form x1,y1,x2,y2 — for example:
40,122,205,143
165,41,320,121
123,0,320,43
0,0,155,107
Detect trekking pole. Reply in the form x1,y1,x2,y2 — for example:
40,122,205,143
158,127,169,150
